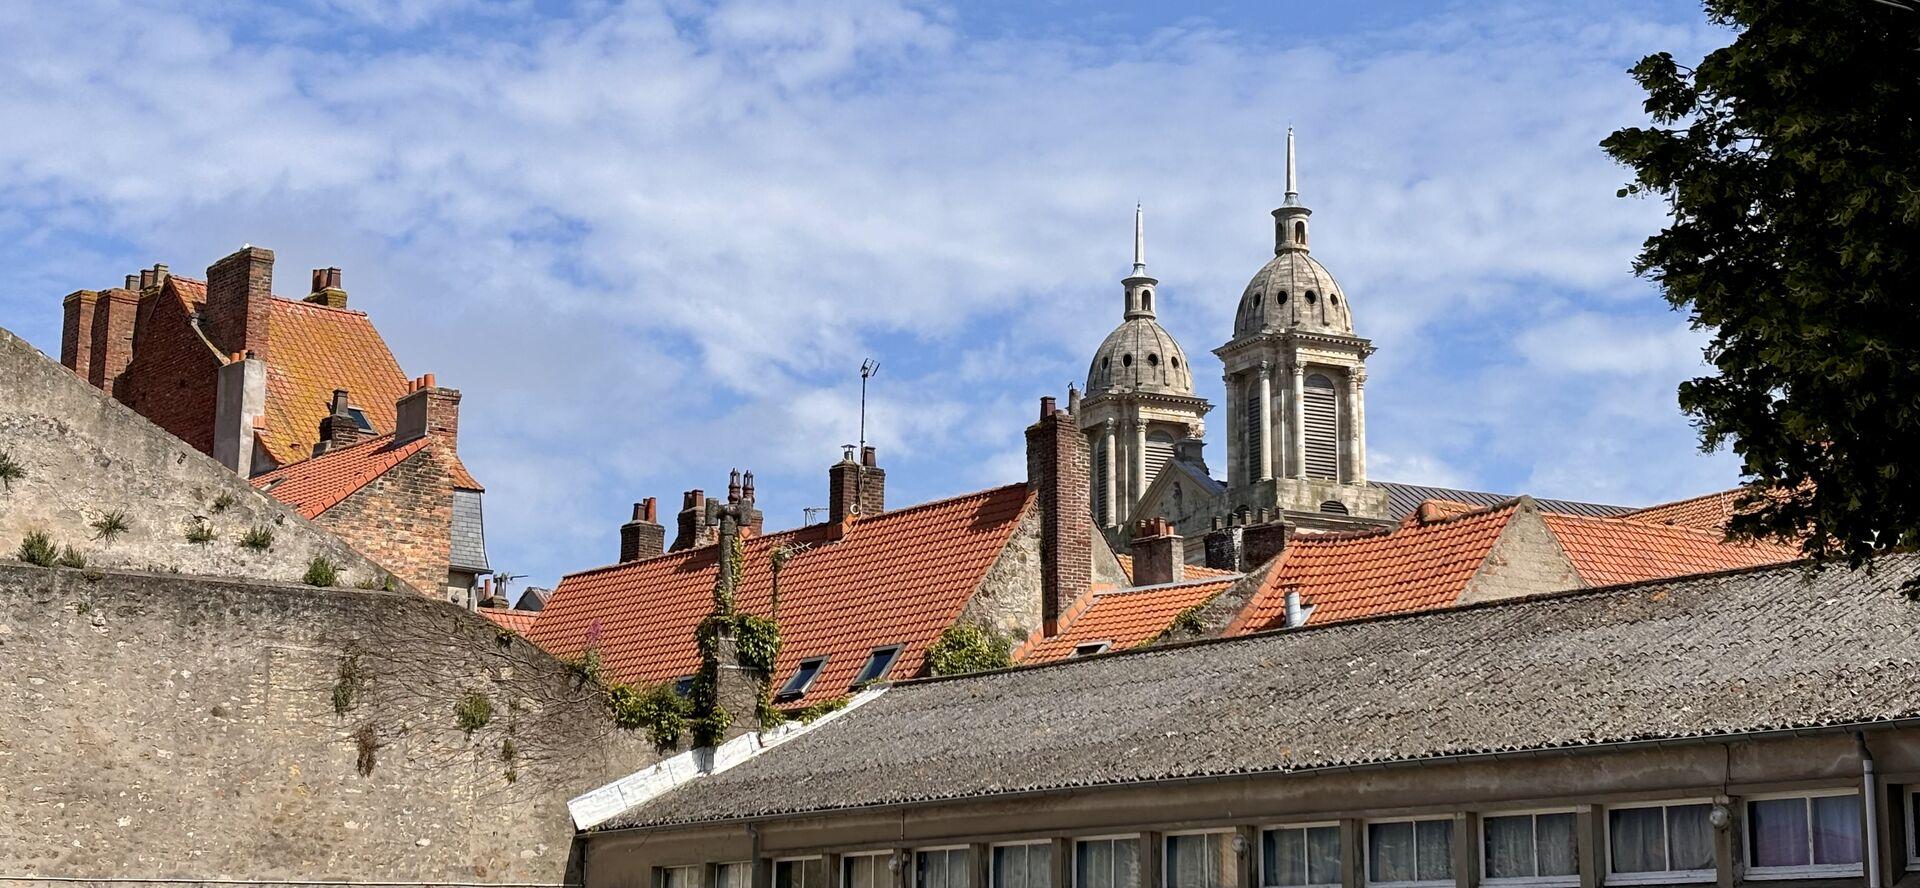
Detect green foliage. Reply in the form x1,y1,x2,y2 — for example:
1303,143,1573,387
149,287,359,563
354,572,391,591
608,681,693,751
239,525,274,552
56,546,87,569
1156,605,1206,642
17,532,56,567
0,450,24,490
563,648,604,687
1602,1,1920,581
91,511,129,542
791,695,851,724
210,491,236,513
924,624,1012,676
500,737,518,763
303,556,338,587
454,692,494,734
185,520,216,545
333,656,366,716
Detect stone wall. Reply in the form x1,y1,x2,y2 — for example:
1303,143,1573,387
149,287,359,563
0,563,658,887
1457,498,1585,606
0,326,394,590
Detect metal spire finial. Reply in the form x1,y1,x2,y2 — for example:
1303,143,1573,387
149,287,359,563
1284,127,1298,204
1132,203,1146,276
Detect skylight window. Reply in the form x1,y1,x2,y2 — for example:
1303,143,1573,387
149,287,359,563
672,675,694,696
1072,641,1113,658
777,657,827,699
853,646,902,686
346,406,373,431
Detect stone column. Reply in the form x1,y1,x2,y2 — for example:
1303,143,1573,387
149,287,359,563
1132,416,1147,510
1351,368,1368,483
1289,363,1307,480
1256,362,1275,481
1222,374,1239,488
1102,420,1118,527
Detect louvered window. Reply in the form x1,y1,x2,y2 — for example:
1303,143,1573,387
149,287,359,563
1243,386,1262,481
1146,431,1176,487
1091,436,1109,522
1304,374,1339,480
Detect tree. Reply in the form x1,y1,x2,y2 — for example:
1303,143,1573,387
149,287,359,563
1601,0,1920,578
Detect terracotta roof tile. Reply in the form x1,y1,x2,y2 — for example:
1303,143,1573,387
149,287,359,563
1111,554,1237,584
1018,576,1238,663
1621,487,1747,532
250,433,430,519
1230,503,1518,634
1543,513,1800,587
478,609,540,633
260,297,410,466
525,485,1034,708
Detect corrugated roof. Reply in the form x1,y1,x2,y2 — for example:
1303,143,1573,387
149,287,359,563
606,555,1920,829
1543,513,1799,586
1370,481,1632,520
525,485,1034,708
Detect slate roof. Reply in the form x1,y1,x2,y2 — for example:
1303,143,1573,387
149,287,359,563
606,555,1920,829
526,485,1034,708
451,488,491,573
1016,574,1240,663
1370,480,1632,520
250,431,481,519
1544,513,1797,587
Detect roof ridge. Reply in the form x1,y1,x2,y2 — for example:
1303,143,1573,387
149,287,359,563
1627,486,1743,514
254,431,401,481
269,294,371,317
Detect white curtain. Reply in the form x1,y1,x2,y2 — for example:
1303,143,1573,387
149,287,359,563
1414,821,1453,881
1536,813,1578,877
1811,795,1863,865
1750,798,1809,868
1666,805,1714,872
1609,808,1667,873
1369,822,1416,883
1306,827,1341,885
1266,829,1308,887
1483,816,1535,880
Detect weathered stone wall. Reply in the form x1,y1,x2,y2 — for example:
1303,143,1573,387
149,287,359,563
0,326,392,590
957,502,1041,640
315,444,457,603
1457,499,1585,606
0,563,658,886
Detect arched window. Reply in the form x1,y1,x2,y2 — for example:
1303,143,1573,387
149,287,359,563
1319,500,1349,515
1142,289,1153,312
1294,221,1307,246
1303,373,1339,480
1146,430,1176,486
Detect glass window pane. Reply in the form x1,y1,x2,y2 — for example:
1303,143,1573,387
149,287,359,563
1211,835,1239,888
1750,798,1810,868
1268,829,1308,887
1169,835,1204,888
1415,821,1453,882
1535,813,1578,877
777,863,796,888
1609,808,1667,874
1666,805,1714,872
1811,795,1863,865
1030,844,1054,888
1307,827,1342,886
1115,841,1140,888
1078,841,1113,888
1484,816,1535,880
1370,822,1416,884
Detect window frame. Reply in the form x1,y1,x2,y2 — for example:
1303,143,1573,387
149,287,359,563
1908,789,1920,872
1479,807,1580,888
1364,816,1456,888
1163,829,1238,888
1258,820,1343,888
658,865,702,888
992,839,1054,888
1742,788,1866,881
843,852,892,888
915,845,973,888
853,646,903,687
1601,798,1717,886
777,657,828,700
714,861,752,888
1074,834,1143,888
775,856,826,888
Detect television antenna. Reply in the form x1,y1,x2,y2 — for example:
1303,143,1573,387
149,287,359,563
855,358,879,514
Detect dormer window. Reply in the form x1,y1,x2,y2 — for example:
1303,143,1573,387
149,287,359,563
853,646,901,687
777,657,827,700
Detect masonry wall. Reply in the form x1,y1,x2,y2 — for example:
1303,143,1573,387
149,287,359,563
314,444,458,604
114,290,221,455
0,326,393,590
1457,504,1585,606
0,563,659,887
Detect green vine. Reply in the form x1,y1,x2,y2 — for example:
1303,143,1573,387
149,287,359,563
1156,605,1207,642
925,624,1013,676
608,681,692,751
791,694,851,724
333,655,367,716
454,692,494,734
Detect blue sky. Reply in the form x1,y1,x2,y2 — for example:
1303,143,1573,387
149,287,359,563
0,0,1735,590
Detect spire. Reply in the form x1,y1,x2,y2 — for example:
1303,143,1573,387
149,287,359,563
1284,127,1299,207
1132,203,1147,277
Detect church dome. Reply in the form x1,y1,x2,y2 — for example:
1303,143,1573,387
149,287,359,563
1233,250,1354,338
1086,316,1195,396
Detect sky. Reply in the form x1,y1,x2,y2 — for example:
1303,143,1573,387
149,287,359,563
0,0,1738,591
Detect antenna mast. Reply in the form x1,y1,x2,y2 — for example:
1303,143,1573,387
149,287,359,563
856,358,880,515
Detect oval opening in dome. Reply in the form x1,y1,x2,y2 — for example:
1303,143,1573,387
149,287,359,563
1277,290,1289,303
1305,291,1318,304
1170,356,1180,368
1102,356,1110,370
1330,294,1339,306
1122,354,1132,367
1147,353,1160,367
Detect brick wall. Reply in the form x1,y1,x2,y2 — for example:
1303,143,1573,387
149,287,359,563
0,563,659,886
314,444,459,602
1025,397,1091,633
86,287,140,395
59,289,97,379
202,246,275,361
114,287,222,455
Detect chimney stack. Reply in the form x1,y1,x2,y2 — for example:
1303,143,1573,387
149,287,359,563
1282,586,1306,628
829,445,888,524
1241,518,1293,570
306,267,348,308
671,489,714,551
1203,518,1243,572
394,374,461,446
1129,518,1184,586
1026,395,1091,635
203,245,275,362
619,498,666,563
316,388,366,454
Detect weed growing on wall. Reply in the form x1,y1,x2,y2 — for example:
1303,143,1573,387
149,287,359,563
0,450,24,490
454,692,493,734
925,624,1012,676
608,681,692,752
17,532,56,566
56,546,86,568
333,656,367,716
185,520,216,545
304,556,338,587
209,491,235,513
91,511,129,542
239,526,274,552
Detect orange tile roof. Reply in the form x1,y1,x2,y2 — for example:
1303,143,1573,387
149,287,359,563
251,433,429,518
1622,488,1747,532
1111,554,1238,583
259,297,410,466
525,485,1034,708
1542,513,1800,587
478,608,541,633
1018,576,1238,663
1229,502,1519,634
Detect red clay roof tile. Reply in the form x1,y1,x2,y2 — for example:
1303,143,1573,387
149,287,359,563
1543,513,1799,586
250,432,430,519
1018,576,1238,663
478,609,540,633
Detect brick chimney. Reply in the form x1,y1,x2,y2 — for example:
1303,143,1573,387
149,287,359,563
203,246,275,362
1130,518,1184,586
828,445,888,523
395,374,461,446
306,267,348,308
671,489,713,552
620,497,666,563
60,290,99,381
1026,395,1091,636
316,389,366,454
858,446,884,515
1242,518,1293,569
1204,515,1243,571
